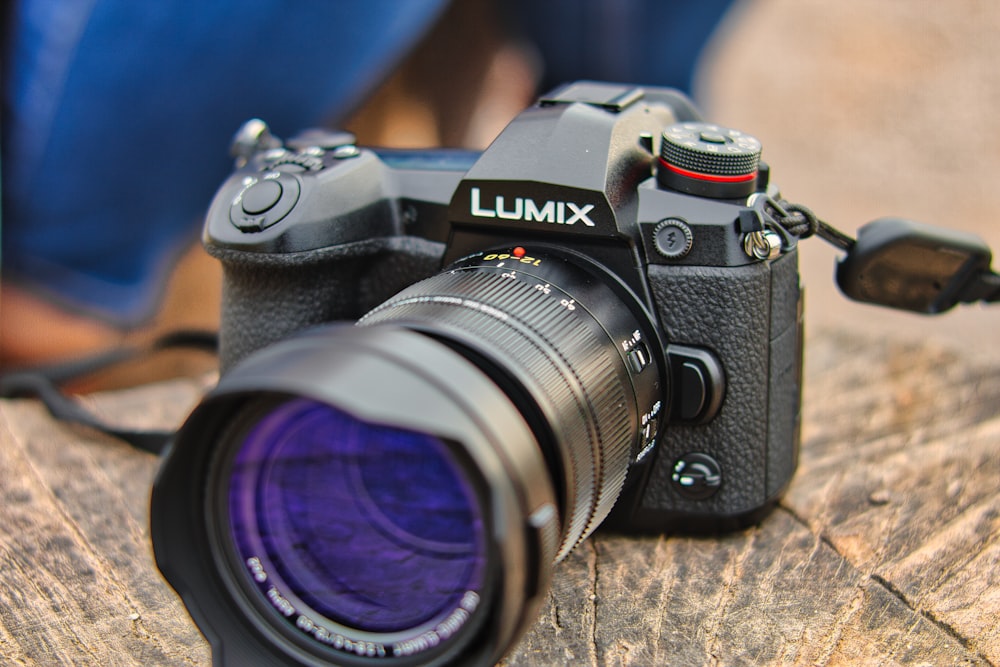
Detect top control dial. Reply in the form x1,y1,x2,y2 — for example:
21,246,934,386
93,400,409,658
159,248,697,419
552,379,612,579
658,122,762,199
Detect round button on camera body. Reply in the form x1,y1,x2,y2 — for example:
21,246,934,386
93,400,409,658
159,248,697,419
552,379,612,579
653,218,694,259
229,172,301,232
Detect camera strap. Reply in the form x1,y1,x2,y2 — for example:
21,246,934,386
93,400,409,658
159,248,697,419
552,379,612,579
755,196,1000,313
0,330,217,454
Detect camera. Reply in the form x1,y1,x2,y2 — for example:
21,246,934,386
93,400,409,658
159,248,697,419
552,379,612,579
152,82,804,666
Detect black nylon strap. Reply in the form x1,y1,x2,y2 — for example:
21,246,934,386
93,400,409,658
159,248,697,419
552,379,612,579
751,194,999,311
0,330,217,454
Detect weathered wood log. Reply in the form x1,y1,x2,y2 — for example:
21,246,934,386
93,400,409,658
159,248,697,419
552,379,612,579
502,332,1000,666
0,330,997,666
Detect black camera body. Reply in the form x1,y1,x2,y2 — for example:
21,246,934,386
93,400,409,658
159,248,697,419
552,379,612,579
206,81,802,533
154,81,804,665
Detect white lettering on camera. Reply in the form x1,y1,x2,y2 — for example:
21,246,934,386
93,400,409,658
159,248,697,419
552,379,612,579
246,556,268,583
470,187,596,226
393,591,481,657
296,615,387,657
266,587,295,617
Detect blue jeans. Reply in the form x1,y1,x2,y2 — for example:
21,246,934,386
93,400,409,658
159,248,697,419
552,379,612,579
2,0,449,322
2,0,733,323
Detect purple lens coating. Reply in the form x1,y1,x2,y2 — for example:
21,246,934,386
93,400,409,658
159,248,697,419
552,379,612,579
227,398,486,634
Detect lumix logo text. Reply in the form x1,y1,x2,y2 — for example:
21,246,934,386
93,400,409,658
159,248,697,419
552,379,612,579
470,187,596,227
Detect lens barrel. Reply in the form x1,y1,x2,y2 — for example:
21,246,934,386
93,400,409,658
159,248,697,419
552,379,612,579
152,246,665,666
360,247,664,560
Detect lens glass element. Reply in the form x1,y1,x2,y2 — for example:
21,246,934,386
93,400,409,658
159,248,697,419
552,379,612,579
224,397,487,640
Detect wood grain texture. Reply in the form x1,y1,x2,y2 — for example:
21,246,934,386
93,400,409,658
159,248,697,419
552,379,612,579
0,378,213,666
501,331,1000,666
0,330,996,666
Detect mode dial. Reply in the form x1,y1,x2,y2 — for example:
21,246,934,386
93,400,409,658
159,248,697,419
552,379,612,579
657,122,762,199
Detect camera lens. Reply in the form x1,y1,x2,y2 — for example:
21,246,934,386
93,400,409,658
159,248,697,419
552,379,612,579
360,246,665,561
152,246,664,666
222,397,487,634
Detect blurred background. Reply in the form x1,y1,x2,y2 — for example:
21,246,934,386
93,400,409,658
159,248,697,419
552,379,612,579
700,0,1000,361
5,0,998,379
166,0,1000,370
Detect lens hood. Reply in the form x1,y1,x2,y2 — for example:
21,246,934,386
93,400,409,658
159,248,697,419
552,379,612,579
152,324,559,666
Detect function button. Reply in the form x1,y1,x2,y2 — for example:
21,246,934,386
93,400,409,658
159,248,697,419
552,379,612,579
332,145,361,159
671,453,722,500
263,148,289,161
654,218,694,259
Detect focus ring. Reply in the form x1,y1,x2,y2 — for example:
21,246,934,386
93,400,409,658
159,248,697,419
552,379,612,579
360,265,635,560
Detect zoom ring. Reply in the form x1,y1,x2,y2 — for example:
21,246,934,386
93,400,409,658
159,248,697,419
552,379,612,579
360,266,636,561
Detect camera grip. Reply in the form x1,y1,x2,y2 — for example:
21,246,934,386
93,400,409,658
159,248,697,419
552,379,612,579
210,237,446,371
215,255,367,372
636,250,802,530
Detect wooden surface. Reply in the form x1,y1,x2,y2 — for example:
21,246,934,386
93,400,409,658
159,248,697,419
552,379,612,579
0,328,997,666
4,2,997,665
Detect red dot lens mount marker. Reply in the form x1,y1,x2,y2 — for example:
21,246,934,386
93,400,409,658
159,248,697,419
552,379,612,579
512,246,526,258
657,122,762,199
